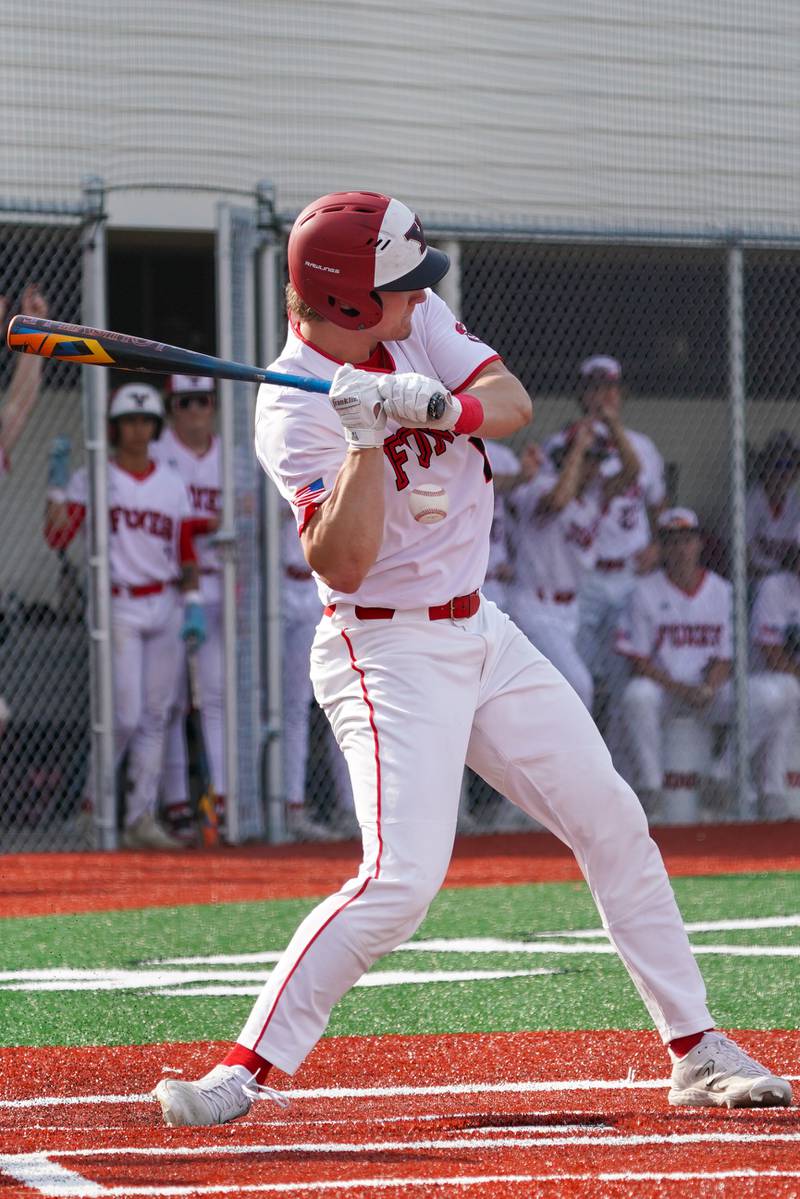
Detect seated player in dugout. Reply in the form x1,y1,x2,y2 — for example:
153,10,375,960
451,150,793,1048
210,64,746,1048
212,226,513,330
149,374,226,844
745,429,800,585
44,384,215,850
616,507,799,823
153,190,791,1127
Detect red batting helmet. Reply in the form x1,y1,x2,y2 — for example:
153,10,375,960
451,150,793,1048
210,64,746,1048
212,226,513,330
288,191,450,331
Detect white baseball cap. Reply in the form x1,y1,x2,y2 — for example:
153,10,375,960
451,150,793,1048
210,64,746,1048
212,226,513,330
579,355,622,380
657,507,699,532
108,382,164,421
167,374,215,395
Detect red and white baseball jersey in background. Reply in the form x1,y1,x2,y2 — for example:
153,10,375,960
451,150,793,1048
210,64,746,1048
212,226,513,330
483,440,520,601
616,568,732,683
745,485,800,576
750,570,800,666
151,427,222,582
255,290,499,609
62,461,191,586
594,430,666,563
510,471,603,600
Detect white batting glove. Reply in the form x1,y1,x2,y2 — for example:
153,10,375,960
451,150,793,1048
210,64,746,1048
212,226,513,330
329,364,387,449
377,372,462,430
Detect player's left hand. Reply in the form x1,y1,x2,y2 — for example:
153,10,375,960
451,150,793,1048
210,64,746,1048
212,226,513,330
377,372,461,430
181,600,207,647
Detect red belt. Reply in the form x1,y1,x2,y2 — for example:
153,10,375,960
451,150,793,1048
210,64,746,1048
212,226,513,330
325,590,481,622
596,558,626,572
111,581,172,598
285,565,313,581
536,588,576,605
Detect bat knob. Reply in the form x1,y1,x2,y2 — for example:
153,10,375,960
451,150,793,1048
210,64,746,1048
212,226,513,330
427,393,447,421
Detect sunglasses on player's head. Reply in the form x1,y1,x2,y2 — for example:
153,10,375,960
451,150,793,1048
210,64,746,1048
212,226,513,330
175,393,212,409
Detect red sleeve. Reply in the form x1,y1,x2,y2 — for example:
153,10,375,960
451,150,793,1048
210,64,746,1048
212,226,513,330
179,516,215,565
45,502,85,549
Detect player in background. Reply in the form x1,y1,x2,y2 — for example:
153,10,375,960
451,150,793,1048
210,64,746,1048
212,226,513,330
44,384,211,849
0,284,49,479
481,440,521,611
554,357,666,736
154,190,790,1127
745,430,800,585
749,522,800,809
508,419,637,709
617,508,798,822
149,375,225,843
280,504,356,840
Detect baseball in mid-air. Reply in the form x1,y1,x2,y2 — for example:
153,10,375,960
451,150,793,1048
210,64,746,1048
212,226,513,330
407,483,449,524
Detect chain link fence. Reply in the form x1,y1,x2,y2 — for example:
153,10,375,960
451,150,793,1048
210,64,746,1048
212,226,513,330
0,210,90,851
273,232,800,837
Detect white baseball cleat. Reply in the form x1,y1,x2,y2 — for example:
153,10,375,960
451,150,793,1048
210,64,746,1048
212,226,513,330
668,1032,792,1109
153,1064,289,1127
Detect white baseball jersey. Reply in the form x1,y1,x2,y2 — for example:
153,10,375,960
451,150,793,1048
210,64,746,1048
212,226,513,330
255,290,500,609
510,471,604,597
594,429,665,561
66,461,192,587
750,570,800,666
151,427,222,575
745,484,800,575
484,441,520,584
616,568,732,685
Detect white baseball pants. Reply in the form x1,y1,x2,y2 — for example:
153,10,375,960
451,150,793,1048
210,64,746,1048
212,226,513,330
237,597,712,1075
162,598,226,803
507,591,594,710
622,672,800,798
111,590,182,826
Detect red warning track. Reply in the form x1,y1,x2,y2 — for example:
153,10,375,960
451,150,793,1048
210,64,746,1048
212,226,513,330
2,822,799,918
0,1030,797,1197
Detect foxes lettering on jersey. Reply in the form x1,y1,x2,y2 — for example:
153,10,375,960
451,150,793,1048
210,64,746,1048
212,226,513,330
615,569,732,685
151,427,223,580
57,461,191,586
256,291,499,610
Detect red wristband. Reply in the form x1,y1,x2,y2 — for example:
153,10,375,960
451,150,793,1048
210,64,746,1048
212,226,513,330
454,392,484,435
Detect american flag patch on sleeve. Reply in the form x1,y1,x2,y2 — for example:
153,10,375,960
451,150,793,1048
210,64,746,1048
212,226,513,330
293,477,325,508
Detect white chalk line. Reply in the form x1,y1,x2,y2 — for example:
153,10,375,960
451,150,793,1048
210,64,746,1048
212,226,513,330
7,1162,800,1198
3,1072,799,1110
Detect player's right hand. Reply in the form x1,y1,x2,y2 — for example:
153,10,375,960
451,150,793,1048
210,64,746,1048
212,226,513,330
329,364,387,449
47,437,71,489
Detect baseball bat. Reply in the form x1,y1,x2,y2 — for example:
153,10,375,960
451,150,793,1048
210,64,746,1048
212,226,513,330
6,314,447,420
185,637,220,849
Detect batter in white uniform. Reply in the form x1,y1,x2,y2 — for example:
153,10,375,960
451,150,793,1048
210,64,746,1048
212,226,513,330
618,509,798,821
150,375,226,842
45,384,207,849
155,191,790,1125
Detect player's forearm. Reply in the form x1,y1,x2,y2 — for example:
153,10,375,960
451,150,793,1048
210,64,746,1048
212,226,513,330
603,417,640,495
540,446,585,513
466,366,532,438
0,356,44,454
762,645,798,677
303,449,385,592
